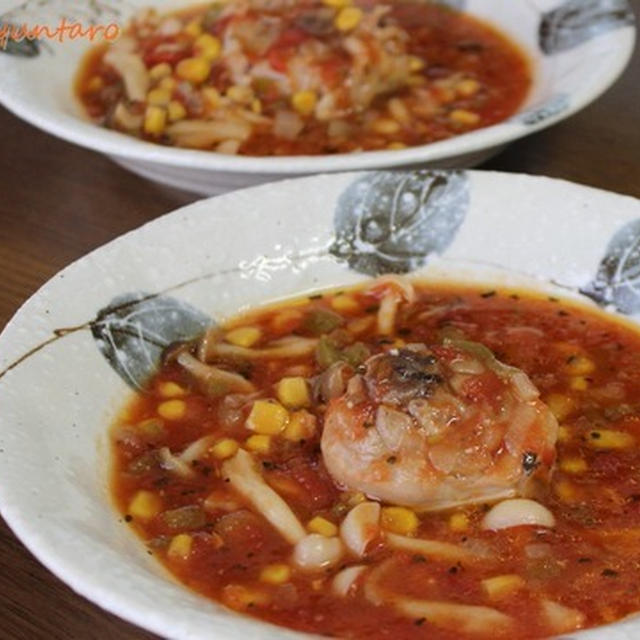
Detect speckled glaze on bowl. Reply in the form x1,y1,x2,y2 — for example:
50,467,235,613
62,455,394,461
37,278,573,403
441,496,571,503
0,0,635,195
1,170,640,639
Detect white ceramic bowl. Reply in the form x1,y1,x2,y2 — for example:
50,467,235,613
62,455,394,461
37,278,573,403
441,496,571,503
0,0,635,195
1,169,640,639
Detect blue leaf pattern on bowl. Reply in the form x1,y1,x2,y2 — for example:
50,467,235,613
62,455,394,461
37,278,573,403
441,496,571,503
539,0,634,55
0,0,130,57
91,293,211,390
432,0,467,9
581,219,640,314
330,170,469,276
517,94,570,126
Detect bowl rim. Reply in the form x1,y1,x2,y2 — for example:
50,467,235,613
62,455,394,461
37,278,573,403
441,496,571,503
0,7,635,174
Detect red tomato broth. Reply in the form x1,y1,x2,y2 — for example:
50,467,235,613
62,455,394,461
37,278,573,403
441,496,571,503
77,1,531,156
112,282,640,638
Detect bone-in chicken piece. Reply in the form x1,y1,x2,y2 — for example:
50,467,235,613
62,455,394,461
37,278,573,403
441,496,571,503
321,342,558,511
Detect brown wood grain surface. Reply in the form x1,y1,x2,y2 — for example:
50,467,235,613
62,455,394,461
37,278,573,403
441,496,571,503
0,5,638,637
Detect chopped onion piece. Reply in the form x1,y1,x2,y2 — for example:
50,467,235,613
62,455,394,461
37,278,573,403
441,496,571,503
113,102,143,130
103,49,150,102
167,120,252,149
293,534,344,571
340,501,380,557
222,449,306,545
216,139,242,155
273,110,304,140
332,565,367,596
386,533,485,561
510,371,539,401
483,499,555,531
157,17,182,36
540,600,585,634
204,490,241,513
158,446,196,479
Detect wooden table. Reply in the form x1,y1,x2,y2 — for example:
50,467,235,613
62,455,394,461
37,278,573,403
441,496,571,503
1,18,639,639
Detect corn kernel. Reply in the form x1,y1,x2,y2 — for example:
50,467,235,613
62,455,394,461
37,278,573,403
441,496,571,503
87,75,104,92
456,78,480,97
545,393,576,421
565,355,595,376
276,377,311,409
283,410,316,441
331,294,360,313
147,88,172,106
408,74,427,87
175,57,211,84
557,425,571,443
346,492,366,506
210,438,239,460
335,6,363,31
371,118,401,135
168,100,187,122
149,62,172,80
128,490,162,521
409,55,425,72
387,98,411,125
381,506,419,536
226,326,261,348
143,106,167,135
587,429,635,450
222,584,270,610
194,33,221,61
251,98,262,114
449,109,480,126
157,399,186,420
167,533,193,560
291,90,317,116
158,381,186,397
272,309,303,333
245,434,272,454
449,512,469,532
184,19,203,38
226,85,253,103
324,0,351,6
202,87,221,110
388,142,407,150
247,400,289,435
307,516,338,537
137,417,165,439
570,376,589,391
555,480,577,502
560,457,588,474
481,574,525,600
347,315,376,335
260,563,291,585
159,76,177,91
